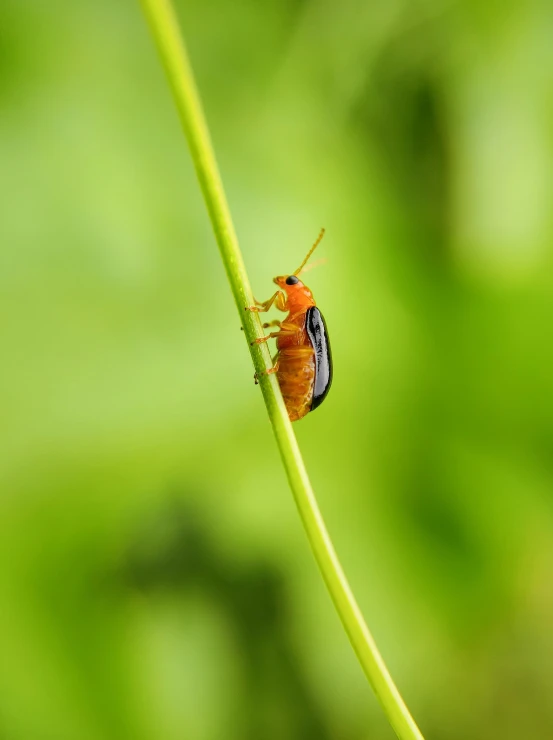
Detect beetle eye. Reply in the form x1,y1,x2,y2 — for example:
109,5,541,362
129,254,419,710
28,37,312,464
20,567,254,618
285,275,299,285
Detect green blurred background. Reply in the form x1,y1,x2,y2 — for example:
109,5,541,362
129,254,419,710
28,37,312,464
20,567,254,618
2,0,553,738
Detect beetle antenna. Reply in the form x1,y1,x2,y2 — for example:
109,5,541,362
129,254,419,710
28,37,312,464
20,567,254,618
299,257,327,273
294,228,325,276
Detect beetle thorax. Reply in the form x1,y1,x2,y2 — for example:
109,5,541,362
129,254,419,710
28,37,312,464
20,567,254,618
286,284,316,312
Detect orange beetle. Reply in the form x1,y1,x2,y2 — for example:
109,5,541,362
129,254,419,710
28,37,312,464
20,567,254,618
246,229,332,421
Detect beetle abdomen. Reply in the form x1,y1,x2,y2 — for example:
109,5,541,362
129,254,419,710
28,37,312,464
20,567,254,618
273,307,332,421
305,306,332,411
275,347,316,421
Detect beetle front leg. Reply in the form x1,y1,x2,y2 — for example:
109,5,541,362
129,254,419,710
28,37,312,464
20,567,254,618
245,291,288,313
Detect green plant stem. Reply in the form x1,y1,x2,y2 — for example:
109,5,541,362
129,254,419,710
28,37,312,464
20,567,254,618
138,2,425,738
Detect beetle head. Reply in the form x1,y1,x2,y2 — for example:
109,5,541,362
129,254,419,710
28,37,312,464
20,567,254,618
273,274,315,311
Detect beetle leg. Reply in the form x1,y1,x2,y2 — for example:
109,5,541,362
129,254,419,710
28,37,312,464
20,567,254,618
250,328,296,346
254,359,280,384
245,291,279,312
244,318,286,331
245,291,288,313
250,331,281,345
279,321,298,333
251,320,299,345
274,292,288,312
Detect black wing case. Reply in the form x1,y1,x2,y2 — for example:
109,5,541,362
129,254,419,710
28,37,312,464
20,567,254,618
306,306,333,411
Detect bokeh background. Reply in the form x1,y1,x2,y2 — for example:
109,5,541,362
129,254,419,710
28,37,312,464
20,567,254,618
2,0,553,738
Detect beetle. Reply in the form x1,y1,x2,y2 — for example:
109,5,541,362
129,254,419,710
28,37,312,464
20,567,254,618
246,228,332,422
